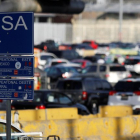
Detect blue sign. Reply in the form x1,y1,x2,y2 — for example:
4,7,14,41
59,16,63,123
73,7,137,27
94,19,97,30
0,56,34,77
0,12,33,55
0,79,34,100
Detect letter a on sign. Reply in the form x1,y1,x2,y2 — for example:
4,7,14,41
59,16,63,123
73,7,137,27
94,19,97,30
14,16,28,30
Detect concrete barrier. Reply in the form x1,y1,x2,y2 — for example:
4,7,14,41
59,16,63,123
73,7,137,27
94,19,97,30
0,106,138,140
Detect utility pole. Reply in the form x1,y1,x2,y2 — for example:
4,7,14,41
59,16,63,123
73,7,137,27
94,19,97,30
119,0,123,42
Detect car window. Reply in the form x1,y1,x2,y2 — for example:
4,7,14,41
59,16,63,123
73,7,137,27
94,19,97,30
56,81,82,90
59,67,78,73
102,81,112,90
51,62,66,66
40,55,54,60
110,66,126,71
45,92,59,103
125,59,140,65
58,94,72,104
99,66,106,72
95,81,102,90
115,81,134,91
84,79,95,90
47,67,59,75
82,65,97,73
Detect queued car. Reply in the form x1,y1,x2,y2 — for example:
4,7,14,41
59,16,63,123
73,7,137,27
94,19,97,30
56,63,82,73
71,59,92,68
43,58,69,69
55,76,113,114
11,90,90,115
124,56,140,75
108,78,140,114
49,50,82,61
44,65,79,88
38,52,57,66
82,40,98,49
82,64,132,85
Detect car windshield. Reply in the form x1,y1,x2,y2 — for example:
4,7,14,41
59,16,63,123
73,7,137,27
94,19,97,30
56,80,82,90
115,81,140,91
59,67,78,73
125,59,140,65
40,55,54,60
110,66,126,71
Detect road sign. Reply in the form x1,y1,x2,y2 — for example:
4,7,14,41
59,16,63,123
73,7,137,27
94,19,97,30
0,12,33,55
0,56,34,77
0,79,34,100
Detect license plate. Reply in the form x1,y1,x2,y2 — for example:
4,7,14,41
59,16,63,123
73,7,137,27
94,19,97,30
121,96,128,100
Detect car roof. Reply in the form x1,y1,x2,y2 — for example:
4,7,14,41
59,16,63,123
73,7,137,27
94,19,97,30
58,76,102,81
118,78,140,82
56,63,80,67
49,58,69,62
126,56,140,59
71,59,90,62
40,52,57,57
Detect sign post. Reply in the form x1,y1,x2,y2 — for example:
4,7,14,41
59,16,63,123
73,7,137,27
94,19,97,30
0,12,34,140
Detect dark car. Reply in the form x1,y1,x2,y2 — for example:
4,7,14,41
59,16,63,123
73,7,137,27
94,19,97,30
11,90,90,115
71,44,93,50
44,65,79,88
48,50,82,60
71,59,92,68
55,76,113,114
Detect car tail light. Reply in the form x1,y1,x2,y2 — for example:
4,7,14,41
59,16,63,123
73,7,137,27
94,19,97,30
35,105,45,109
109,91,117,96
82,91,87,100
127,74,132,78
11,106,15,110
105,74,110,77
134,91,140,96
0,100,3,102
137,62,140,64
121,62,124,65
57,60,62,63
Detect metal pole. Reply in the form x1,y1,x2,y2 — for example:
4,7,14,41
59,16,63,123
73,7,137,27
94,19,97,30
6,100,11,140
119,0,123,42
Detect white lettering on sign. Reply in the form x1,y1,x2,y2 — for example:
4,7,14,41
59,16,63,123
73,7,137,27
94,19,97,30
0,62,10,66
2,16,28,31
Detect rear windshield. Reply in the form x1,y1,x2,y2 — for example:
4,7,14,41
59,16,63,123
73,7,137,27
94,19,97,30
56,80,82,90
125,59,140,65
51,62,66,66
110,66,126,71
59,67,78,73
115,81,140,91
82,65,97,73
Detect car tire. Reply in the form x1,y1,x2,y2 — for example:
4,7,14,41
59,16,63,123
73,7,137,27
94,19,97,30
90,100,98,114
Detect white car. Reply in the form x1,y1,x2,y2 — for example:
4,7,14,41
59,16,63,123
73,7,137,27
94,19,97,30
38,52,57,66
108,78,140,113
124,56,140,74
43,58,70,70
